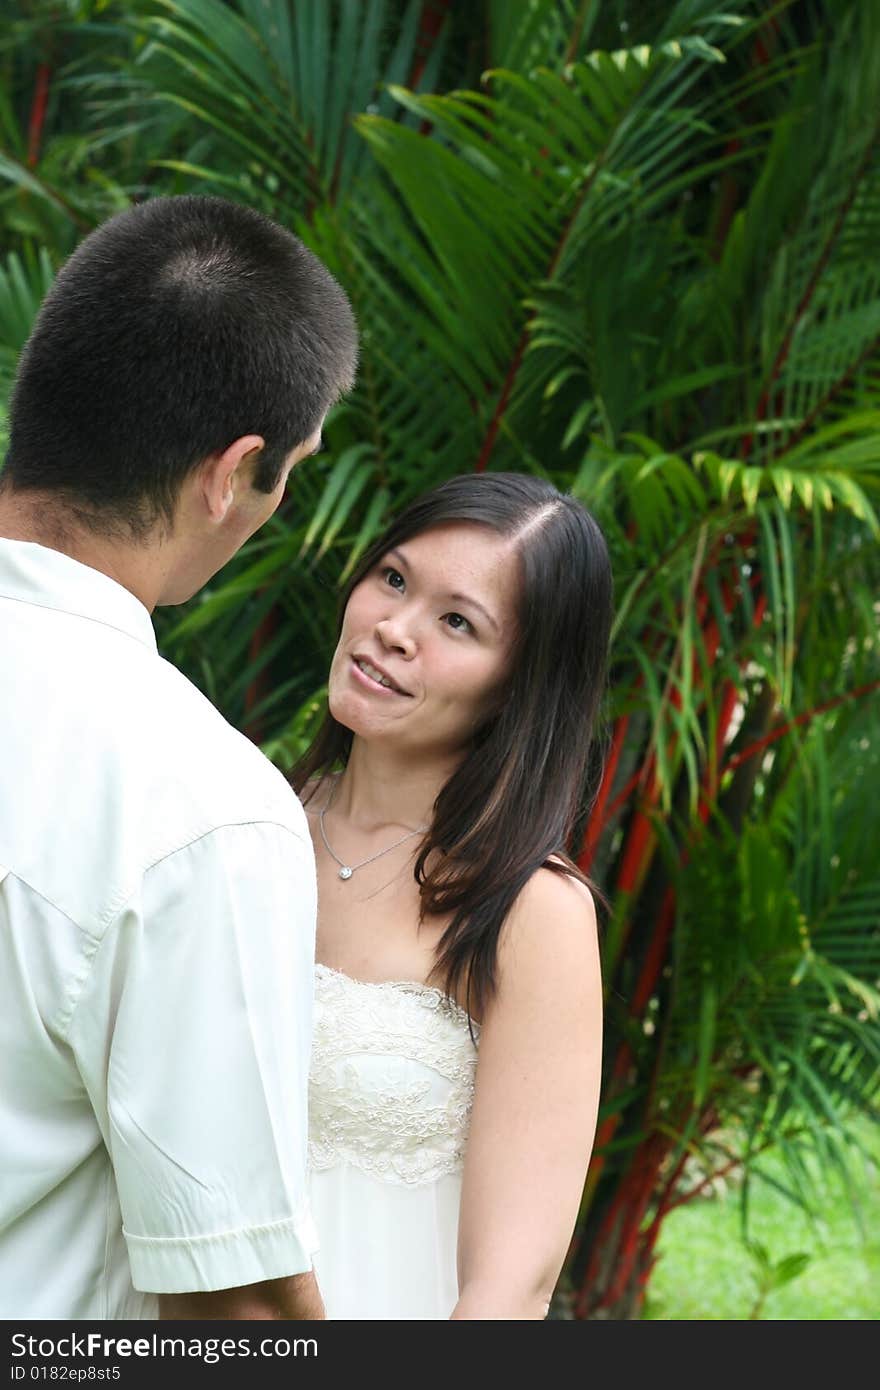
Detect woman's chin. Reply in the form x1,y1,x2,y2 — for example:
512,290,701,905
328,692,381,741
327,695,356,732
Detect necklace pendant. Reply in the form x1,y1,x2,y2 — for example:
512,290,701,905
338,866,353,881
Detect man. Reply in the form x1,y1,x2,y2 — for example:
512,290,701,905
0,195,358,1319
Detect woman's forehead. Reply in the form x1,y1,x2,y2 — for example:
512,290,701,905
391,523,518,593
394,520,511,565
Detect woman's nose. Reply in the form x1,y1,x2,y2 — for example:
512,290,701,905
375,616,417,658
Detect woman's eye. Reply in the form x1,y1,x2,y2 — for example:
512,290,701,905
381,567,405,591
444,612,472,634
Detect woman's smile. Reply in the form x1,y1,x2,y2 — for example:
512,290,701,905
350,655,412,697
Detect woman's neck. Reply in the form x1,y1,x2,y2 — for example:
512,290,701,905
330,738,456,831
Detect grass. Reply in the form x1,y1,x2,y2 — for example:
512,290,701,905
643,1119,880,1319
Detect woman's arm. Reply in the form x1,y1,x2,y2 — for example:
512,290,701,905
451,868,602,1320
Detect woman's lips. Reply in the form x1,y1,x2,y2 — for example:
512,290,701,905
350,656,409,696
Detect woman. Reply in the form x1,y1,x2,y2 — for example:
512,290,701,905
292,471,612,1319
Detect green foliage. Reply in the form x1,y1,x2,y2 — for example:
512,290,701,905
644,1118,880,1319
0,246,53,401
660,705,880,1192
744,1240,811,1320
2,0,878,1318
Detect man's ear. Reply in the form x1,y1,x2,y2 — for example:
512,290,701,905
200,435,265,523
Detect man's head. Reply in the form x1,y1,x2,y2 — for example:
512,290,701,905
1,195,358,597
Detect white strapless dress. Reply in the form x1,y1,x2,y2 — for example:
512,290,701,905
308,963,479,1320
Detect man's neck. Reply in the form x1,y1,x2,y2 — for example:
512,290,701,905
0,490,164,612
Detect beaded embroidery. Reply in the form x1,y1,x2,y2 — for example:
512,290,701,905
309,964,479,1186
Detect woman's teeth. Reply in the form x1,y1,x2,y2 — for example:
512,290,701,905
356,659,395,690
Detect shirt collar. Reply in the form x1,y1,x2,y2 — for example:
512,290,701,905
0,538,158,652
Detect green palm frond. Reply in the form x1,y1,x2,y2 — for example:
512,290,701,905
0,245,54,401
705,3,880,462
120,0,449,213
355,29,732,406
661,731,880,1208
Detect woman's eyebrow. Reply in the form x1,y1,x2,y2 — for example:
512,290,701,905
388,549,499,633
446,591,499,632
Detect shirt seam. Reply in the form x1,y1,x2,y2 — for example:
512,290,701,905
101,1163,114,1320
31,818,308,1041
0,869,82,933
4,817,308,943
0,589,156,652
94,817,309,934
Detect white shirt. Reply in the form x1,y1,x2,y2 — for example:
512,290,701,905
0,539,318,1319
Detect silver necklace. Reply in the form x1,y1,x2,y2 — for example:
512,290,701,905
318,798,427,882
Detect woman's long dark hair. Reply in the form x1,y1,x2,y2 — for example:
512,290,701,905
292,472,613,1020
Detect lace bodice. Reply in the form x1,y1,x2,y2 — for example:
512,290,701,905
309,964,479,1186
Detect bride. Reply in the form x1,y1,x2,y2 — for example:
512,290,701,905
292,471,612,1319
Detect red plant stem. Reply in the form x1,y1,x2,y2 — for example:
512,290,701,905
601,1154,663,1306
699,591,768,810
243,607,279,744
740,118,880,460
637,591,765,1113
610,551,726,887
576,1132,668,1315
578,714,629,871
575,570,763,1261
574,633,741,1253
585,1088,727,1312
631,884,678,1017
475,336,527,472
613,780,657,896
662,1152,743,1216
407,0,451,91
663,1131,791,1221
778,333,880,458
709,138,741,262
716,678,743,763
605,554,762,825
584,801,713,1186
710,14,780,260
616,581,759,978
642,1148,695,1249
476,90,624,473
27,63,52,168
723,679,880,775
699,677,739,810
577,587,779,1307
601,763,645,828
643,1117,783,1273
633,588,766,1055
579,1043,636,1193
638,1106,722,1263
611,559,745,895
563,0,594,66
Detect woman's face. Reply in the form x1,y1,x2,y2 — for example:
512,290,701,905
327,521,519,760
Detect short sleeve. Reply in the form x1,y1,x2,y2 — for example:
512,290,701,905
67,820,318,1294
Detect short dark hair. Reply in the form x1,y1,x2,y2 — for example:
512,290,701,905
293,472,613,1019
2,195,358,535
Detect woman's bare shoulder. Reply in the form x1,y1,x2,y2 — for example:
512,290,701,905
493,861,599,999
515,860,597,927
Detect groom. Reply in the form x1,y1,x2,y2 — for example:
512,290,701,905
0,196,357,1319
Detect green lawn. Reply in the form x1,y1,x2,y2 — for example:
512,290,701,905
643,1121,880,1320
